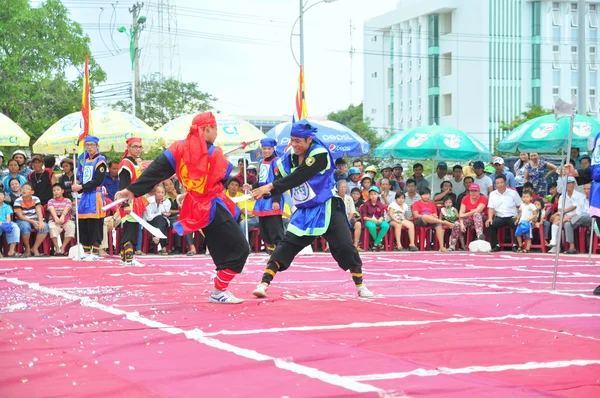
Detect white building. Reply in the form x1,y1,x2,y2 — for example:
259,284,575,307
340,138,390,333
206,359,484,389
364,0,600,150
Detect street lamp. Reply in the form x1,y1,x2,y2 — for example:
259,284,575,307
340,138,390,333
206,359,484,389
290,0,338,69
117,15,146,117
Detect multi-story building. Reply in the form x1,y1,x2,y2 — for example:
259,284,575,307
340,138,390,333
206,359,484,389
364,0,600,150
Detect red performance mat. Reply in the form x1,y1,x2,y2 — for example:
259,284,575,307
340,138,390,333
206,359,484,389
1,252,599,397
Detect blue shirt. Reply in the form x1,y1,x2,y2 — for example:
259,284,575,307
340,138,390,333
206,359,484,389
0,202,14,222
1,174,27,189
491,167,517,189
102,173,119,201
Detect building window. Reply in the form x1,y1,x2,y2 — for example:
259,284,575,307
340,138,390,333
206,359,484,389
371,72,378,78
571,27,578,43
571,45,578,69
591,46,597,70
417,97,422,120
408,25,412,43
441,52,452,76
372,35,378,42
589,88,597,111
591,4,599,28
441,93,452,117
371,108,377,114
591,71,598,87
440,12,452,35
428,95,439,125
553,69,561,86
552,2,561,26
571,87,578,97
553,26,561,42
388,104,393,126
571,2,578,27
408,99,413,121
553,86,560,102
532,43,541,79
417,58,422,80
532,87,541,105
553,45,560,69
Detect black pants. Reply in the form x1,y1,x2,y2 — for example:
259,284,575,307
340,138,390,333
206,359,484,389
270,197,362,272
202,204,250,273
259,215,285,246
149,216,169,248
78,218,103,248
121,221,139,249
488,216,516,247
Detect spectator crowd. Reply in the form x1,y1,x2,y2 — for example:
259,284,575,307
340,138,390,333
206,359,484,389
0,148,593,257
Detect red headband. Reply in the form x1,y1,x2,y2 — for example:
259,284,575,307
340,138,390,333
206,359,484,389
123,136,143,160
183,112,217,180
126,137,142,146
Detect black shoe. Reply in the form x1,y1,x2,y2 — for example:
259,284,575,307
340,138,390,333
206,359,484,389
491,246,501,252
594,285,600,295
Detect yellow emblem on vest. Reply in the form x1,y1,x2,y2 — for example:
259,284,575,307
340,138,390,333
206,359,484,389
305,156,315,166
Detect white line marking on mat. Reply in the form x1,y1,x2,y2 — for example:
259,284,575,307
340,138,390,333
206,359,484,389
0,276,393,396
201,313,600,336
347,359,600,381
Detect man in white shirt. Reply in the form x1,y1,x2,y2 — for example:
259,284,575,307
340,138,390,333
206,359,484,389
450,164,465,196
378,178,396,206
426,161,451,194
550,179,589,253
472,160,494,197
486,174,523,252
404,178,421,221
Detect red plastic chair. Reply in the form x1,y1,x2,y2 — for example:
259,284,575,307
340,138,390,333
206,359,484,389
497,226,515,250
385,226,409,251
362,225,390,251
415,226,434,251
249,228,262,252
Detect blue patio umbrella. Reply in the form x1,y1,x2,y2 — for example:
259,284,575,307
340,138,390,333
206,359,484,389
266,119,370,159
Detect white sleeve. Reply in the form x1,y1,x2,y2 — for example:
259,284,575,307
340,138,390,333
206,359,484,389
488,192,497,209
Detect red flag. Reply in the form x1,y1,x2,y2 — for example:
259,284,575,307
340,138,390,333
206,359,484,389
294,66,308,121
78,55,92,165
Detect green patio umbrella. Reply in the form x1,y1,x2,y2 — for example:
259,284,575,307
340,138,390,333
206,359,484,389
497,114,599,153
373,124,492,161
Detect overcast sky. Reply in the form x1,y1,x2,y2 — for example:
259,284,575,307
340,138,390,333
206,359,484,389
52,0,397,119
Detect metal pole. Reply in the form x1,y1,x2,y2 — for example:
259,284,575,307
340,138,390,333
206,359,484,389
73,149,81,261
244,154,249,245
131,7,138,117
587,218,595,266
299,0,305,68
577,0,586,115
551,115,575,289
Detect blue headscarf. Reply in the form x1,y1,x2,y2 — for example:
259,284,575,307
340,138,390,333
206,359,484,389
79,135,101,165
260,138,277,148
290,120,328,149
84,136,100,145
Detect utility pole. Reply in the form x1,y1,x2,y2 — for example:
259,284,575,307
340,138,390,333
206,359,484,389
130,2,145,117
350,19,355,105
577,0,586,114
299,0,305,69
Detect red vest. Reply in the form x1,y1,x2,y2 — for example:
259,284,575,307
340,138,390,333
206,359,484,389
169,141,236,233
118,157,148,217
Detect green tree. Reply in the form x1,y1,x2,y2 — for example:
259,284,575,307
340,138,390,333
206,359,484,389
327,103,383,156
0,0,106,149
496,103,553,154
499,103,553,132
113,73,217,129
